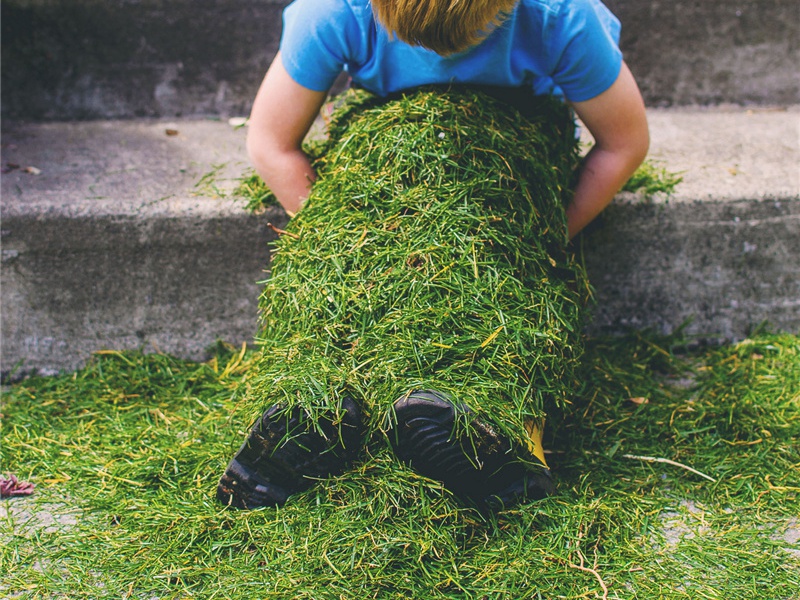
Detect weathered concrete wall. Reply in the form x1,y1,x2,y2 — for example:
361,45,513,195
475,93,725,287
1,210,284,377
2,0,798,120
606,0,800,107
1,0,287,120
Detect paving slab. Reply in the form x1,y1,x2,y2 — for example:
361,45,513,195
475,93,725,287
629,107,800,202
2,107,799,377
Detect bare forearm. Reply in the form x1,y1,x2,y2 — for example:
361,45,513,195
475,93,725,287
566,144,643,239
246,53,328,216
568,62,649,240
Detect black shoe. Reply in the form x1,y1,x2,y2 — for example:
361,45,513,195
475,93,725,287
389,390,554,508
217,397,362,509
481,463,555,510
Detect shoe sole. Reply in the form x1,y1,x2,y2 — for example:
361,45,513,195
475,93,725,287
217,397,362,509
390,390,554,507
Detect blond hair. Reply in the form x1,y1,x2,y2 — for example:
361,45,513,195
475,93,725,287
372,0,519,56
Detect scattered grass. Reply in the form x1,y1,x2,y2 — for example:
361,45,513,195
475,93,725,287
620,160,683,196
2,333,798,598
192,163,230,199
234,171,278,212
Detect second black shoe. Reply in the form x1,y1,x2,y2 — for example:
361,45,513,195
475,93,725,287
389,390,554,509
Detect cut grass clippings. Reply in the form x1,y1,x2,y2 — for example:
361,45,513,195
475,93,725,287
620,160,683,196
2,332,798,598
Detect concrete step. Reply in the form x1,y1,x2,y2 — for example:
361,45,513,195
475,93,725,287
581,107,800,339
2,0,799,120
2,107,799,378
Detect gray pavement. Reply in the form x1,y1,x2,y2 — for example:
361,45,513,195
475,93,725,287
601,107,800,202
2,108,799,377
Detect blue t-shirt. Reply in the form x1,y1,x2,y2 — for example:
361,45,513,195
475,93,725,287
280,0,622,102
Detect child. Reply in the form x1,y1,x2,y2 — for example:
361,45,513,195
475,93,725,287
217,0,649,510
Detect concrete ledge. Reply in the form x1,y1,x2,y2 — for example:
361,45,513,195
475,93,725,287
607,0,800,107
1,0,287,120
1,120,287,377
2,108,799,377
582,107,800,338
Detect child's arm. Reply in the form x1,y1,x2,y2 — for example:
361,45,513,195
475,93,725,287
567,62,649,239
246,52,329,215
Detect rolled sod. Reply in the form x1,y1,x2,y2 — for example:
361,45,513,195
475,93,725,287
241,87,590,450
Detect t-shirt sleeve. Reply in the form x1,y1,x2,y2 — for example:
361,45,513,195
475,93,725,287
546,0,623,102
279,0,362,92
